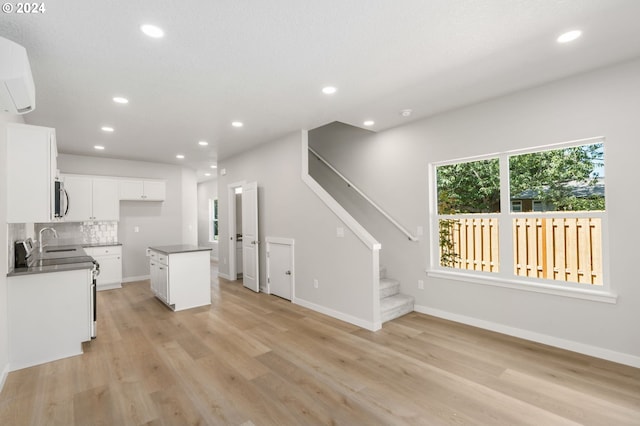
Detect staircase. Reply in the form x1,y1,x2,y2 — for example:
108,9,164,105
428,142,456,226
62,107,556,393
379,266,414,323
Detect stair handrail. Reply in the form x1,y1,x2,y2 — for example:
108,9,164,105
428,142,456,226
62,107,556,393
309,146,418,242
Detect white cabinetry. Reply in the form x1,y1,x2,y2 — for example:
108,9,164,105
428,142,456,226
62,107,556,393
149,251,169,303
8,269,92,371
6,123,57,223
63,175,119,221
148,247,211,311
85,245,122,290
120,180,165,201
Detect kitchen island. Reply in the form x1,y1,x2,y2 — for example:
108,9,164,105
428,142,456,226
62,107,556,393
148,245,212,311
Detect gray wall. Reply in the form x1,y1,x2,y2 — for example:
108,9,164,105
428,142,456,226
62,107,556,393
0,112,25,385
58,154,197,280
197,178,218,260
308,58,640,363
217,132,376,327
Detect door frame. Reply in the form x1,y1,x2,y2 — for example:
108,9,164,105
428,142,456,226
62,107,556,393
265,237,295,300
227,180,245,281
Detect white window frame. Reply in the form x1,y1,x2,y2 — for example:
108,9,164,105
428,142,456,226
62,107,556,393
209,198,218,242
428,136,615,304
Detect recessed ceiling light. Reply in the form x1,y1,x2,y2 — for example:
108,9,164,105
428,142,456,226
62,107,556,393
101,126,114,132
176,154,185,159
210,165,217,169
94,145,105,150
363,120,375,126
204,173,211,177
198,141,208,146
113,96,129,104
557,30,582,43
231,121,243,128
141,24,164,38
322,86,337,95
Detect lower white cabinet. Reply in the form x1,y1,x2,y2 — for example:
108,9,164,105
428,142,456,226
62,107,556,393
85,245,122,290
150,254,169,304
148,247,211,311
8,269,92,371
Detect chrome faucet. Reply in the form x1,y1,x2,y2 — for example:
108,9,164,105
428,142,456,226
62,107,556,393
38,227,58,253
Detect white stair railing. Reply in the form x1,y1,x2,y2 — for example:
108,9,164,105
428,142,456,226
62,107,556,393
309,146,418,242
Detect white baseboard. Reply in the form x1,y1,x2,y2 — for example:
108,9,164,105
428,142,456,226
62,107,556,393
122,275,150,283
218,272,233,280
0,362,9,394
414,305,640,368
294,297,381,331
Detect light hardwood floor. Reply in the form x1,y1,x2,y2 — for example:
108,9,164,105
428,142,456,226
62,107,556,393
1,264,639,425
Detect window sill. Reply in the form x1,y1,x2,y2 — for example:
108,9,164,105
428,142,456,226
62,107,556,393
426,269,617,304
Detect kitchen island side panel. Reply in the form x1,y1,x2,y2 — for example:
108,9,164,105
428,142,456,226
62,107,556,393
169,250,211,311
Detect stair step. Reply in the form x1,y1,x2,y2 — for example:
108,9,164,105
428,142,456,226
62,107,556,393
379,266,387,279
379,278,400,299
381,294,414,323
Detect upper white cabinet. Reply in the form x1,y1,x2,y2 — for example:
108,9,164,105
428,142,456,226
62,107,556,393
63,175,119,221
119,179,165,201
6,123,57,223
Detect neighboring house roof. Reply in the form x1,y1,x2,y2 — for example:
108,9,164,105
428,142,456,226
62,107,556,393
512,177,605,200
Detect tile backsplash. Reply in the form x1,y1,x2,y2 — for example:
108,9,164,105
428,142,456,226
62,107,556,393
8,221,118,271
34,221,119,246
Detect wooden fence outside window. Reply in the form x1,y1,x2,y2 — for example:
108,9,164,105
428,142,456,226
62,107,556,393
440,217,603,285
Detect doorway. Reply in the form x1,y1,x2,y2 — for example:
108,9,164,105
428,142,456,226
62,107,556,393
227,181,260,292
266,237,294,301
227,181,244,282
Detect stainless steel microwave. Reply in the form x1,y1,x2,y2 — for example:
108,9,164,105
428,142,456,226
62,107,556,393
54,179,69,218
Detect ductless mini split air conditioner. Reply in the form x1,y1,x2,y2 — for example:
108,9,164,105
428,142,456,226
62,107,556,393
0,36,36,114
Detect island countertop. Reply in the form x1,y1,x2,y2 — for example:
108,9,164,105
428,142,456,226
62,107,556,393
148,245,212,255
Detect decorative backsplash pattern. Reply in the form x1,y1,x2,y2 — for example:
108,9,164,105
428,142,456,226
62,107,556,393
34,221,119,246
7,221,118,271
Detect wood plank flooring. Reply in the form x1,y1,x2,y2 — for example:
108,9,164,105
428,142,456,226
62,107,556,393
1,264,639,425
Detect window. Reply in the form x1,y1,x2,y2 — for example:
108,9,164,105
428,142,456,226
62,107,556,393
209,198,218,242
432,138,606,293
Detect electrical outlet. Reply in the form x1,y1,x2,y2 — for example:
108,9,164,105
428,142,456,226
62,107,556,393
313,279,319,289
134,226,140,233
418,279,424,290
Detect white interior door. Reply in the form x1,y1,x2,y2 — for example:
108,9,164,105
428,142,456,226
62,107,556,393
242,182,259,292
268,242,293,300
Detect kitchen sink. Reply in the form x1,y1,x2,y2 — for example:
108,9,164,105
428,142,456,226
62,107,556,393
45,248,77,253
32,256,94,267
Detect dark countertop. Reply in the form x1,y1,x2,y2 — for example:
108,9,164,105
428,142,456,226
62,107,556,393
7,244,95,277
148,245,212,255
8,261,95,277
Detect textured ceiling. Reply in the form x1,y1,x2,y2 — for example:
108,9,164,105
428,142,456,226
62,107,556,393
2,0,640,180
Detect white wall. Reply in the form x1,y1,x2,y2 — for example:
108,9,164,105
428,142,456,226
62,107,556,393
197,178,218,259
308,58,640,365
0,112,25,388
57,154,197,280
218,132,377,328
